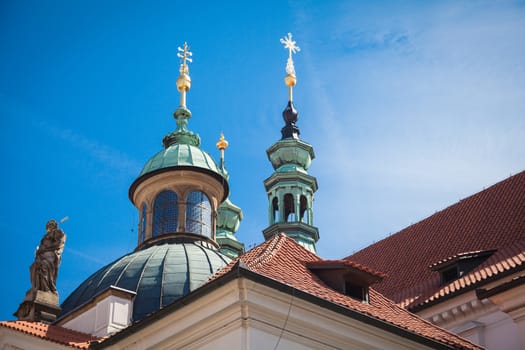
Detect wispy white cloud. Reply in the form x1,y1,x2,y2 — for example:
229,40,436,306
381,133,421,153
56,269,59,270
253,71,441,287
292,1,525,258
36,121,142,176
334,29,410,54
65,247,108,265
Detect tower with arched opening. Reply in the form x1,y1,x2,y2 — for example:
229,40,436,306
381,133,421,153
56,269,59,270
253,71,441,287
262,34,319,253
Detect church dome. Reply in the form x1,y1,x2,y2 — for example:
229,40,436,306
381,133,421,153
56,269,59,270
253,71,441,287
60,239,230,322
60,44,236,325
139,143,222,178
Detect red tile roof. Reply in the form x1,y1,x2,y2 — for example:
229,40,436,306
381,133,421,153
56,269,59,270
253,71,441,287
215,233,482,350
347,171,525,310
0,320,99,349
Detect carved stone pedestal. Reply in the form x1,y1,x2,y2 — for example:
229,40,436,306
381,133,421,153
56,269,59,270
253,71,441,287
14,290,61,324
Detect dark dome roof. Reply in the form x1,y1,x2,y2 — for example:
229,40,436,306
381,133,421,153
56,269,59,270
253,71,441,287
60,240,230,322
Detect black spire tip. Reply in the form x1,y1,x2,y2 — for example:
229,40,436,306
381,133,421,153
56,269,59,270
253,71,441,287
281,101,300,140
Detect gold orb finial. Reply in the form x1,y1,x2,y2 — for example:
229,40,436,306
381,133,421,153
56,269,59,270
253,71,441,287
216,133,229,151
280,33,300,101
284,74,297,87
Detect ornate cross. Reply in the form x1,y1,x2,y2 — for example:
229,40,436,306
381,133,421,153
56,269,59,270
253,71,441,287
280,33,300,60
177,42,193,73
280,33,300,76
176,41,193,107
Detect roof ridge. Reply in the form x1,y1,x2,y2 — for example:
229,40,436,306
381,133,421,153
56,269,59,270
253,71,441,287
348,170,525,259
245,233,287,269
345,169,525,307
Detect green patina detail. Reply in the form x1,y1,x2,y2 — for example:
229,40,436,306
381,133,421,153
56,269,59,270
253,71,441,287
217,198,243,234
286,232,317,252
216,197,244,259
162,107,200,148
140,143,222,177
266,139,315,173
138,107,225,178
216,235,245,259
60,241,230,323
263,136,319,253
215,159,244,259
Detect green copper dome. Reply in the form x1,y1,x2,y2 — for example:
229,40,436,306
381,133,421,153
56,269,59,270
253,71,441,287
139,143,222,177
60,239,230,322
134,105,224,181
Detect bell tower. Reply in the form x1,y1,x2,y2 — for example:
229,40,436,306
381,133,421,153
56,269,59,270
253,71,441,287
262,33,319,253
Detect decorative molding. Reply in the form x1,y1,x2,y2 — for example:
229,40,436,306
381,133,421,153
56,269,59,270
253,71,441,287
428,298,495,326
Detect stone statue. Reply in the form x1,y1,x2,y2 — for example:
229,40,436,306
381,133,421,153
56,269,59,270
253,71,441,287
29,220,66,293
15,219,67,322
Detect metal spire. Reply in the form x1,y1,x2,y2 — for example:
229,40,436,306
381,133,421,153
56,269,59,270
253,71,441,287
176,42,192,108
280,32,300,102
280,33,300,140
162,41,200,148
216,133,229,177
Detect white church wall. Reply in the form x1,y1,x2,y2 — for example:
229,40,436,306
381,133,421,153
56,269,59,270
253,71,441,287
417,272,525,350
59,286,134,337
479,313,519,350
100,277,442,350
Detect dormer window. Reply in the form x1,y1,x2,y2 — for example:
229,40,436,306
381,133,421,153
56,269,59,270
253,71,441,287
441,266,459,284
307,260,385,303
345,281,369,303
431,250,496,286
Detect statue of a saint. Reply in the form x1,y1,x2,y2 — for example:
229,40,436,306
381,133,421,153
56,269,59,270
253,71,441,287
29,220,66,293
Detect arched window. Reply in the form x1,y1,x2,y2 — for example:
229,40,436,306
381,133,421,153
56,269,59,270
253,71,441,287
284,193,295,222
300,195,308,223
139,204,147,242
153,190,179,237
186,191,212,237
272,197,279,223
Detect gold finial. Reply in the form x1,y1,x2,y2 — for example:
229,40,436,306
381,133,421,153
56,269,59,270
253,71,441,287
216,133,229,173
216,133,229,151
176,42,193,107
280,33,300,101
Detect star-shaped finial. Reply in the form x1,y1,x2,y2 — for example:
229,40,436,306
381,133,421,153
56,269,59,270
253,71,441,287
280,33,301,59
280,33,300,77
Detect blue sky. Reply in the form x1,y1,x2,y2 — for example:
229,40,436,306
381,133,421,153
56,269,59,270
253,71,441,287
1,1,524,321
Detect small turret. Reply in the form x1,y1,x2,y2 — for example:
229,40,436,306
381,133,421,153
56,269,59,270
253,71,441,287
262,33,319,253
215,134,245,258
129,42,229,249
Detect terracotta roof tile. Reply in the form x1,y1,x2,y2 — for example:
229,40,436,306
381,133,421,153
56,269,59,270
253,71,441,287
347,171,525,310
214,233,481,350
0,320,99,349
417,243,525,307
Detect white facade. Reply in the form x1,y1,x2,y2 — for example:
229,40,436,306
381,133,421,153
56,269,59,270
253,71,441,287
96,277,446,350
58,286,135,338
417,271,525,350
